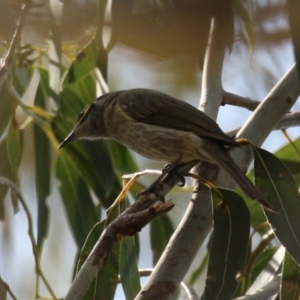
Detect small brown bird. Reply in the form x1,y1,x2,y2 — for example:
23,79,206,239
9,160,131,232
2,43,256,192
59,88,273,211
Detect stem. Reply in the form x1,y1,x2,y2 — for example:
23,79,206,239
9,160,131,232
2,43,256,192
0,177,57,300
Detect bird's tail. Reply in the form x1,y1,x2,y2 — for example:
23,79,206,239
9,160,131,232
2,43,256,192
204,145,275,212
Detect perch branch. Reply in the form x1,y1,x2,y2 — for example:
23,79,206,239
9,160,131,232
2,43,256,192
63,168,182,300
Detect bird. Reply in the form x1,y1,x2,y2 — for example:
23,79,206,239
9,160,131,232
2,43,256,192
58,88,274,211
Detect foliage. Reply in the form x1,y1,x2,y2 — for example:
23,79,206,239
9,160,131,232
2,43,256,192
0,0,299,300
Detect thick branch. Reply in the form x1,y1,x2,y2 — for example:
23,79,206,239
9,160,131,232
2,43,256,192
199,18,226,120
64,176,177,300
135,18,226,300
237,64,299,145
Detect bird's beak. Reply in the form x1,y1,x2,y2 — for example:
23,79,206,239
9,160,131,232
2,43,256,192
58,131,75,149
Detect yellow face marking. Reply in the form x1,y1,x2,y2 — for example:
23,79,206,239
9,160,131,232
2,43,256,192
76,103,93,125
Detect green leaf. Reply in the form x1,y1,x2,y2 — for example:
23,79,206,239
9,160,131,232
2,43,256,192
7,118,22,176
79,204,120,300
203,189,250,300
0,83,16,137
63,43,98,85
56,152,99,248
119,198,140,300
250,247,278,285
254,147,300,265
109,140,138,174
246,246,285,294
12,66,34,96
281,251,300,299
34,82,51,251
83,140,116,197
0,138,15,219
120,237,140,299
150,214,174,264
275,137,300,186
53,115,118,208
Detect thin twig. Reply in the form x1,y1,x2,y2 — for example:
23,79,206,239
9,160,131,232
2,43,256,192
0,177,57,300
0,2,31,84
0,276,18,300
222,90,261,111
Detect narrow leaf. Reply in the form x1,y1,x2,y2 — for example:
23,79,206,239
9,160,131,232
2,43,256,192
281,252,300,299
246,246,285,294
34,83,51,251
0,139,14,219
203,189,250,300
56,152,98,248
254,147,300,265
7,118,22,176
0,83,16,137
79,204,120,300
63,42,97,85
120,237,140,299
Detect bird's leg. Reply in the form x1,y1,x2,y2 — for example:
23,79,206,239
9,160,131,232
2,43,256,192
162,162,186,187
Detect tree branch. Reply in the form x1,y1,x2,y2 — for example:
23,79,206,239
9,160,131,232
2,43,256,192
226,111,300,138
135,17,226,300
63,169,181,300
222,91,261,111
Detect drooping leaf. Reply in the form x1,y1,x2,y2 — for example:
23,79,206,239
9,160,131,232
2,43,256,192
254,147,300,265
34,81,51,251
150,214,174,265
0,138,14,219
118,197,140,300
275,137,300,185
0,83,16,137
53,115,118,208
281,251,300,299
250,247,278,286
203,189,250,300
79,203,120,300
56,152,99,248
246,246,285,295
12,66,34,96
7,118,22,176
63,42,98,85
120,234,140,299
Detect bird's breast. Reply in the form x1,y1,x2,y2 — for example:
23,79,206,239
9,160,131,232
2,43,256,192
110,121,207,163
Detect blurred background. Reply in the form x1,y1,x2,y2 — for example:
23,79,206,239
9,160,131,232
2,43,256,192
0,0,299,299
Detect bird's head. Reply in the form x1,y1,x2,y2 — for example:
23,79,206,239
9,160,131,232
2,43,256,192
58,97,109,149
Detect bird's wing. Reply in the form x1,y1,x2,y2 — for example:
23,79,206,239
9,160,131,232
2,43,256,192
118,89,238,147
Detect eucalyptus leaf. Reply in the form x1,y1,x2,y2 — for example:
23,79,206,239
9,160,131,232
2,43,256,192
7,118,22,176
281,252,300,299
56,152,99,248
254,147,300,265
0,83,16,137
80,203,120,300
34,82,51,251
0,138,14,220
203,189,250,300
